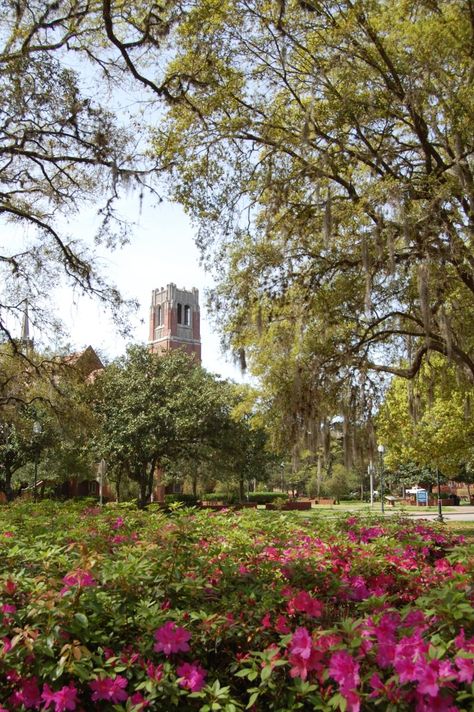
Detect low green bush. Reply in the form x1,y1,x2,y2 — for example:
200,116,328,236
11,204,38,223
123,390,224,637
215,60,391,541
164,493,199,506
201,492,239,504
247,491,289,504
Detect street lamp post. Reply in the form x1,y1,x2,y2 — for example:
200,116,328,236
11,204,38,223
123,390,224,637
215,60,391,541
377,445,385,515
368,462,374,507
98,459,106,506
32,421,42,503
436,466,444,522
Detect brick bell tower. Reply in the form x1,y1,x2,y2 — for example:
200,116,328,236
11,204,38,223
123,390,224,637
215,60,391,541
148,283,201,363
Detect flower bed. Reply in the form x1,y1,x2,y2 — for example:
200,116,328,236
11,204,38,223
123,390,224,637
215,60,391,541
0,502,473,711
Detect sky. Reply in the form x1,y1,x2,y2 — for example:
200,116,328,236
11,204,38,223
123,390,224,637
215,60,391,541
52,193,244,382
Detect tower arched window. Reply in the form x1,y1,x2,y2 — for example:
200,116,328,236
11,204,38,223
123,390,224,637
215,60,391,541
177,303,183,324
156,305,162,326
184,305,191,326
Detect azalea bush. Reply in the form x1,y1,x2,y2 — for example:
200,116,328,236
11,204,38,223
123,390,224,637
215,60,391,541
0,502,473,711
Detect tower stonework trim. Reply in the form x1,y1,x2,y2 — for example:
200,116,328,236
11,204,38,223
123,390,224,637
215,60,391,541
148,283,201,363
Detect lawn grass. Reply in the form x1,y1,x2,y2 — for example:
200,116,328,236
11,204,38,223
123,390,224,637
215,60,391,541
444,519,474,541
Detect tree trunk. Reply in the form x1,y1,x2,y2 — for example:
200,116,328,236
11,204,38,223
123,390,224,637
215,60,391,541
138,476,148,509
115,471,122,502
239,476,245,503
3,467,14,502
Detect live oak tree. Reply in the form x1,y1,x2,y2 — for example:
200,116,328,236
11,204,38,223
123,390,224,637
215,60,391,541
3,0,473,461
0,0,178,346
91,345,239,506
0,343,95,499
142,0,474,432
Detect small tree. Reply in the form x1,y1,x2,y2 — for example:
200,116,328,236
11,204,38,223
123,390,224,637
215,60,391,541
91,346,237,506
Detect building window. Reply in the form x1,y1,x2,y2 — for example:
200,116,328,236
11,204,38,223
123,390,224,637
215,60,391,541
156,305,162,326
184,304,191,326
177,303,182,324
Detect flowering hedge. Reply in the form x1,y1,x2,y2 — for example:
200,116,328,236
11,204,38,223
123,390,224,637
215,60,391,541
0,501,473,711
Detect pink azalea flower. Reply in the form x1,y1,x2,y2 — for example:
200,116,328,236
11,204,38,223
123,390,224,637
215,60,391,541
4,578,17,594
455,656,474,683
112,516,124,529
288,590,323,617
146,662,164,682
60,569,96,595
415,693,459,712
1,636,12,655
1,603,16,614
9,676,42,709
154,621,191,656
288,648,322,681
176,661,207,692
261,613,272,628
369,672,384,698
329,650,360,690
89,675,128,703
41,682,78,712
130,692,150,710
289,627,313,660
275,615,290,634
415,659,440,697
329,650,361,710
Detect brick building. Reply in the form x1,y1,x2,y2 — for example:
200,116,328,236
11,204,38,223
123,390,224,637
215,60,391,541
148,283,201,363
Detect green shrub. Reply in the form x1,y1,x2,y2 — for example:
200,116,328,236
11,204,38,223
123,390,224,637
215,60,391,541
201,492,239,504
104,500,138,510
164,493,199,506
247,491,289,504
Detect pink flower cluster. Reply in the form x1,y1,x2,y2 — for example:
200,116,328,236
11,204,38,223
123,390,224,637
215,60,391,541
284,614,474,711
153,621,191,655
60,569,96,596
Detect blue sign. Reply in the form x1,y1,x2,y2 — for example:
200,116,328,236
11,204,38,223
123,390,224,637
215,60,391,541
416,490,428,504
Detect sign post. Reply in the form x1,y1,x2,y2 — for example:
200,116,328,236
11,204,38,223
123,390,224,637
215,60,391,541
416,489,428,506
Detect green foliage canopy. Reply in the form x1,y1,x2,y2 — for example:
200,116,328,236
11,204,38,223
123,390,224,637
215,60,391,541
146,0,474,425
91,346,244,505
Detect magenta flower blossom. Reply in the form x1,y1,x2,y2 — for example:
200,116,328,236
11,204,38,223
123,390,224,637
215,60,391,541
154,621,191,656
275,615,290,634
4,578,17,595
41,682,78,712
176,661,207,692
289,627,313,660
130,692,150,710
393,632,429,684
89,675,128,703
146,662,164,682
61,569,96,596
455,656,474,683
329,651,361,712
414,659,441,697
288,590,323,617
2,603,16,614
288,648,323,681
8,676,42,709
329,650,360,689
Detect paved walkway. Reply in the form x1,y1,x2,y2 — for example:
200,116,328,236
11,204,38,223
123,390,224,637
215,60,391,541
386,506,474,522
